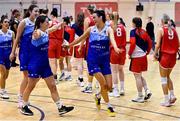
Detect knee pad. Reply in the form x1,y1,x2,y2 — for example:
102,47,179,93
161,77,167,85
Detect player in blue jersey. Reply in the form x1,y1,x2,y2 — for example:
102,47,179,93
0,15,15,99
64,10,121,117
20,15,74,116
9,4,39,108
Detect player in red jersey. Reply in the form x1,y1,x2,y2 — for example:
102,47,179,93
48,8,64,83
154,14,180,107
128,17,152,103
109,12,126,97
71,12,85,87
79,5,96,93
63,16,75,81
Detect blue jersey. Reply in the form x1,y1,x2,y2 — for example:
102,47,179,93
0,29,13,69
87,25,110,61
28,30,52,78
0,29,13,49
20,18,34,50
30,30,49,65
19,18,35,71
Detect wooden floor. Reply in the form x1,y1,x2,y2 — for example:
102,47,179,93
0,55,180,121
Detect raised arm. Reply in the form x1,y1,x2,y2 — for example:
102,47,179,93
68,27,91,48
47,22,64,33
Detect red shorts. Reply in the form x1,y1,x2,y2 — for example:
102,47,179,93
48,38,62,58
110,48,126,65
65,47,73,57
129,56,147,73
74,45,85,58
159,53,176,69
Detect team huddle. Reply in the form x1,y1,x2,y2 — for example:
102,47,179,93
0,4,179,117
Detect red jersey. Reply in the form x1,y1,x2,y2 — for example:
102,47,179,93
114,24,126,49
49,20,64,41
88,15,95,27
160,26,179,54
65,25,75,43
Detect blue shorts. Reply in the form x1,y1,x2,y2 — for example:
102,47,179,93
87,59,111,76
19,49,29,71
28,63,53,78
0,49,11,70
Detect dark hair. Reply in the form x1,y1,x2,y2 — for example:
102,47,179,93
132,17,142,28
12,9,20,16
63,16,70,25
170,19,176,28
94,10,106,23
75,12,84,27
0,15,8,23
87,5,95,14
34,15,48,30
51,8,58,17
0,15,8,29
43,9,49,14
119,17,126,27
24,4,38,18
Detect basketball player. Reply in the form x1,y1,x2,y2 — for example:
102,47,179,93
128,17,152,103
71,12,85,87
20,15,74,116
109,12,126,97
154,14,180,107
64,10,121,117
9,4,39,108
48,8,64,83
0,15,15,99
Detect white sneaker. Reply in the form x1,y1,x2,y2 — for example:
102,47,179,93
109,89,120,97
144,89,152,100
120,89,125,96
109,91,114,97
113,89,120,97
169,96,177,104
58,72,65,81
65,75,73,81
81,86,92,93
0,90,9,99
76,78,84,87
160,101,171,107
132,96,144,103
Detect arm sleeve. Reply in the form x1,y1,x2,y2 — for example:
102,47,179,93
128,30,136,56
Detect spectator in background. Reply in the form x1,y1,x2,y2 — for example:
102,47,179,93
146,17,155,51
10,9,21,67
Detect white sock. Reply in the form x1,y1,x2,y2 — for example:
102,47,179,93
55,100,63,109
66,71,71,76
88,82,92,87
138,92,143,97
170,90,175,98
164,95,169,103
23,101,29,106
120,81,124,90
114,84,118,90
0,89,5,92
61,70,65,74
107,102,112,108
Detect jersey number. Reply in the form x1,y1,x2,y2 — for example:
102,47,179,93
168,30,174,40
116,28,122,37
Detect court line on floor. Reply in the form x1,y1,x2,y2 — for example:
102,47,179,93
0,99,45,121
8,92,180,119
